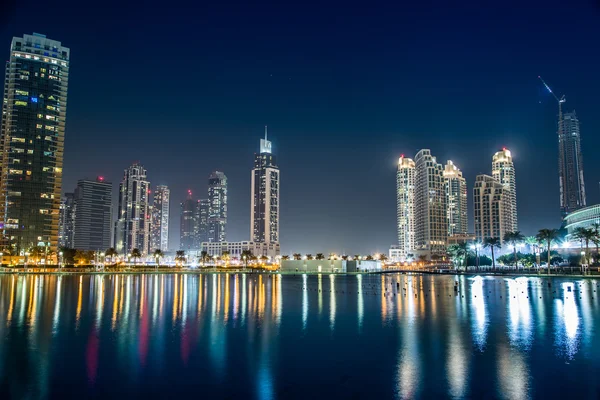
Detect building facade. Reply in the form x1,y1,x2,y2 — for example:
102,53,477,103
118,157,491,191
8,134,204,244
396,155,415,260
444,160,468,236
0,33,70,253
208,171,227,242
72,177,112,251
196,198,209,245
251,128,280,244
151,185,169,252
180,190,196,250
558,111,586,217
414,149,447,259
58,192,74,248
201,241,280,260
563,204,600,241
114,163,151,255
492,148,517,232
473,174,509,244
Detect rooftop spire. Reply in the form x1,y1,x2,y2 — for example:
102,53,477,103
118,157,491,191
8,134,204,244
265,125,268,141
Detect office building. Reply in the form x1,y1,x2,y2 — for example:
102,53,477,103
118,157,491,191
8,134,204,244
395,155,415,260
492,148,517,232
196,198,209,245
473,175,510,244
251,127,280,243
72,176,112,251
201,240,280,260
444,160,468,236
414,149,447,259
151,185,169,252
0,33,70,253
208,171,227,242
180,190,196,250
559,112,586,216
58,192,74,248
115,163,151,255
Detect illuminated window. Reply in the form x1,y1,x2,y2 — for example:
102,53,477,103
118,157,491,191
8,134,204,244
26,171,32,176
39,209,49,215
14,100,27,106
45,115,55,121
15,89,28,96
11,137,25,143
7,192,21,197
9,169,23,175
26,149,33,154
13,148,24,154
45,126,55,132
46,105,56,111
36,124,42,129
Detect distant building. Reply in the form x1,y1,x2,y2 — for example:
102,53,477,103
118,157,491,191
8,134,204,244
251,127,280,244
201,241,280,260
0,33,70,253
195,199,209,245
396,155,415,260
115,163,151,255
414,149,447,259
180,190,196,250
58,193,75,248
492,148,517,232
208,171,227,242
473,175,510,244
444,160,468,236
151,185,170,252
73,177,112,251
559,112,586,217
563,204,600,241
280,259,381,273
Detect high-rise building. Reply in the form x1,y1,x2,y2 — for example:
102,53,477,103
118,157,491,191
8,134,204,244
72,176,112,251
0,33,70,253
473,174,510,244
180,190,196,250
115,163,151,255
558,111,586,217
151,185,169,252
251,127,280,244
208,171,227,242
492,148,517,232
414,149,447,259
444,160,468,236
196,199,209,245
395,155,415,259
58,192,74,248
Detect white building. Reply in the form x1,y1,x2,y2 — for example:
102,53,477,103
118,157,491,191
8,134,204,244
115,163,151,255
251,126,280,244
201,241,280,260
473,174,510,244
492,148,517,232
396,156,415,260
414,149,447,259
151,185,170,252
444,160,468,236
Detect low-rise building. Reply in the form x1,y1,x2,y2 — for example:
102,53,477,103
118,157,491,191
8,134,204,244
280,259,381,273
200,241,280,259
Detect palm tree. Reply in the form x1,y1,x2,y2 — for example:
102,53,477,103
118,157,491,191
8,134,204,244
292,253,302,260
353,255,361,260
199,251,210,266
418,255,428,264
281,255,290,260
74,249,92,265
153,249,164,268
448,243,469,270
536,229,559,274
503,231,525,268
260,255,269,264
315,253,325,260
221,251,231,266
379,253,388,262
105,247,118,264
592,223,600,263
524,236,538,255
341,255,349,261
175,250,186,266
574,227,595,266
483,237,501,271
306,254,314,260
131,248,142,265
241,250,253,268
365,255,374,261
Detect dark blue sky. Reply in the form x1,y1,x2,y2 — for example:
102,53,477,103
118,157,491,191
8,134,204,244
1,0,599,254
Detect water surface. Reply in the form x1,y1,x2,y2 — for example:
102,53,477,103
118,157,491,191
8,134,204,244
0,273,599,399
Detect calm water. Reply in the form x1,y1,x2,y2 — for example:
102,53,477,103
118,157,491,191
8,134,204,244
0,273,599,399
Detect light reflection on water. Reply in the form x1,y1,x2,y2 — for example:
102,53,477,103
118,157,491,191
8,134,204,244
0,273,599,398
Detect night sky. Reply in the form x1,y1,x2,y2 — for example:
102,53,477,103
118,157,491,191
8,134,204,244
1,0,599,254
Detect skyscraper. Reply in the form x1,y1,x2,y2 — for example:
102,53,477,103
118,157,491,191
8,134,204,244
414,149,447,259
559,111,586,216
396,155,415,259
444,160,468,236
180,190,196,250
115,163,151,255
492,148,517,232
251,127,280,244
208,171,227,242
473,174,510,244
0,33,70,253
196,199,209,245
72,176,112,251
151,185,170,252
58,193,74,248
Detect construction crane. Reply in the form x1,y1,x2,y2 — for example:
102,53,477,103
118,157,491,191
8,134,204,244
538,76,566,119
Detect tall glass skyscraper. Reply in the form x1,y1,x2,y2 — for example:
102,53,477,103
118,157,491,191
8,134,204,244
208,171,227,242
196,198,209,245
443,160,467,236
396,155,415,259
58,192,74,248
115,163,151,255
72,177,112,251
0,33,70,253
151,185,170,252
180,190,196,250
492,148,517,232
559,111,586,217
251,128,280,244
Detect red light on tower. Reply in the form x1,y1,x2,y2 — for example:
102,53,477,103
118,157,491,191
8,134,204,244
97,176,104,182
